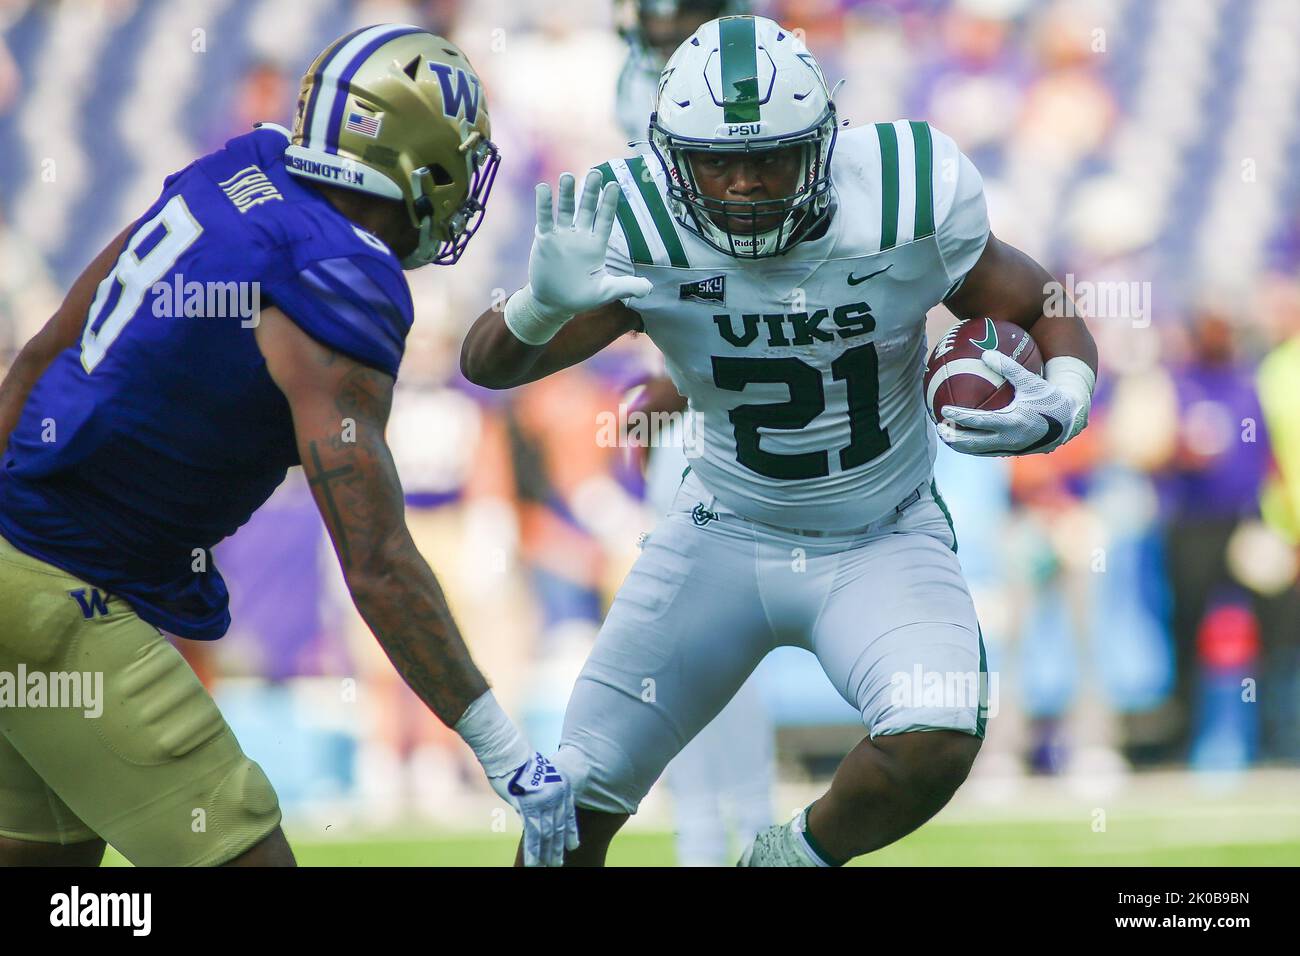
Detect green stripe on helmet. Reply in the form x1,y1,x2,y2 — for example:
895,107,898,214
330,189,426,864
910,121,935,239
719,16,760,125
595,162,653,265
876,122,900,250
626,157,690,268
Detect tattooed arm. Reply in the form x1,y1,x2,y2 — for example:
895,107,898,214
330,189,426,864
257,305,581,865
254,305,487,724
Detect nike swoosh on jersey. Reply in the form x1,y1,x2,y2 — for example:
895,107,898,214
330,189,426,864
972,317,998,351
846,264,892,286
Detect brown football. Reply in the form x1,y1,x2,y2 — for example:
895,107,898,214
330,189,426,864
923,317,1043,424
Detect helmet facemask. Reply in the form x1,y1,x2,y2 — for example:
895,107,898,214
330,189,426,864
404,133,500,268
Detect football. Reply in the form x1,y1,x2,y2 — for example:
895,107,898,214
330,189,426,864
923,317,1044,424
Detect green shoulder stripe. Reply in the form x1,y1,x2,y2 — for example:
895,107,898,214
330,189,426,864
595,162,652,265
910,120,935,239
875,122,900,251
625,156,690,268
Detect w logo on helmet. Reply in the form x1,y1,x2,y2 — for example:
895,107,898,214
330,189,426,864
428,62,481,123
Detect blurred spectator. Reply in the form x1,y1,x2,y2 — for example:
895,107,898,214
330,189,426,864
1149,310,1274,759
1254,278,1300,761
205,58,293,151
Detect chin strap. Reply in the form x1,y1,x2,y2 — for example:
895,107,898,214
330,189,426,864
400,216,439,270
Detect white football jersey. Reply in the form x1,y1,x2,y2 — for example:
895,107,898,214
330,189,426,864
598,122,990,531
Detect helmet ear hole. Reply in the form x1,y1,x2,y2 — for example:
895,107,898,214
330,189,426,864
403,55,421,81
428,164,454,186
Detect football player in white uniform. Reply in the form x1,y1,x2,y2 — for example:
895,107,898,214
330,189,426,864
461,15,1097,865
617,0,777,869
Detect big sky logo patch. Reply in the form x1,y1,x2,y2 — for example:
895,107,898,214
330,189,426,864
680,275,726,304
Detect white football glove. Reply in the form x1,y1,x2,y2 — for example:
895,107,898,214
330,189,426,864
455,691,578,866
486,751,578,868
938,350,1093,457
504,169,653,345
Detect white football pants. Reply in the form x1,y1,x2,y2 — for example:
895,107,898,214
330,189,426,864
555,467,987,816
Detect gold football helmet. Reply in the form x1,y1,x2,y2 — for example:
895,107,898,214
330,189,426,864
285,24,499,267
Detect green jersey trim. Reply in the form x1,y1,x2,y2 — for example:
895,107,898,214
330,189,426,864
876,120,938,250
626,157,690,268
910,120,935,239
875,122,900,251
596,162,653,265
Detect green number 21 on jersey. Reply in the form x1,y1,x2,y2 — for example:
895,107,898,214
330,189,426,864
712,343,890,480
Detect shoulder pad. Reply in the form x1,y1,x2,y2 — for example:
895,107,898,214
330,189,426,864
264,248,413,378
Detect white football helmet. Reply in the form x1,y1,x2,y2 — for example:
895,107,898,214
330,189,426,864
649,15,838,258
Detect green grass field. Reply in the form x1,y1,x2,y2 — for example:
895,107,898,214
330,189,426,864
100,769,1300,866
270,818,1300,866
99,820,1300,867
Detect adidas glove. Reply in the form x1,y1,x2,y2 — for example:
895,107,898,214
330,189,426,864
455,690,578,866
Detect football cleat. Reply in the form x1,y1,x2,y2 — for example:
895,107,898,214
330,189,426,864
737,819,821,867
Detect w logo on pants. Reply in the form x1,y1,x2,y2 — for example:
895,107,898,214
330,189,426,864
68,588,111,619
